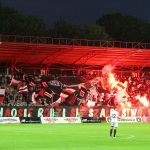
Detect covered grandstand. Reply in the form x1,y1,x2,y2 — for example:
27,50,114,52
0,34,150,119
0,34,150,71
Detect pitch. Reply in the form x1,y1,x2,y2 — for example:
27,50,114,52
0,123,150,150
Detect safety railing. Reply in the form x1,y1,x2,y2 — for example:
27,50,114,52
0,34,150,49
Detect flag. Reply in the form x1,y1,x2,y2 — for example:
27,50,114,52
42,82,48,88
38,89,45,97
44,91,53,98
18,85,28,93
63,88,76,95
59,93,69,102
0,89,5,104
29,81,36,87
10,77,22,86
32,92,38,104
78,87,87,98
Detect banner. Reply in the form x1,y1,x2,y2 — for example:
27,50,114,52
81,117,101,123
142,116,150,122
41,117,81,124
106,117,142,123
20,117,41,123
0,117,20,124
0,106,150,120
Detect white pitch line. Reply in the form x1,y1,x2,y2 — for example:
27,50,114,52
126,135,135,139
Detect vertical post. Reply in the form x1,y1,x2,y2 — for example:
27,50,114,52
62,108,66,117
76,108,79,117
50,108,54,117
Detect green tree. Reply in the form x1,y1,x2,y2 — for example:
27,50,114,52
50,18,111,40
0,6,48,36
50,18,83,38
82,25,111,40
96,13,150,42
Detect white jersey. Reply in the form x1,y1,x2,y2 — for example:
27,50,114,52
110,110,118,122
110,110,119,127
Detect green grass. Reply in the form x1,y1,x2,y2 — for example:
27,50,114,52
0,123,150,150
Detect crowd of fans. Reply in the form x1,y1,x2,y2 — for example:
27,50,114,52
0,68,150,108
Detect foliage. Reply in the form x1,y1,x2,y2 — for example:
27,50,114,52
50,18,111,40
96,13,150,42
0,7,48,36
1,6,150,42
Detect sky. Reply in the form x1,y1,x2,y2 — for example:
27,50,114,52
1,0,150,27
